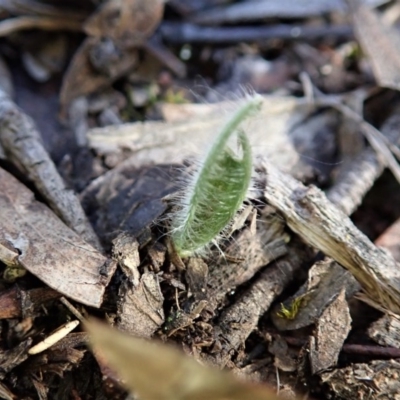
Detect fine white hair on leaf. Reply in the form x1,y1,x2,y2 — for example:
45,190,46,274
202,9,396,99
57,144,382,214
170,93,263,258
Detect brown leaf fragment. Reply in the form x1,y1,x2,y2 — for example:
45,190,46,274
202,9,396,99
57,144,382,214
61,0,164,109
268,336,298,372
0,167,116,308
84,0,164,47
85,319,291,400
60,37,139,111
117,272,164,338
0,287,21,319
348,0,400,90
309,289,352,374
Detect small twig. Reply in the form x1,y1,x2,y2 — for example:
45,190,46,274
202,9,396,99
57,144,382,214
60,297,86,322
279,334,400,359
0,16,82,37
160,22,353,44
262,159,400,315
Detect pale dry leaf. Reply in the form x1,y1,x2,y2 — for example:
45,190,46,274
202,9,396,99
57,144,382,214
85,319,291,400
0,167,116,308
349,0,400,90
87,95,340,179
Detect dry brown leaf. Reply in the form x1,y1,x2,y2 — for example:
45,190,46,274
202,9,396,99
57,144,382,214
349,0,400,90
85,319,291,400
60,0,164,109
84,0,164,46
0,167,116,308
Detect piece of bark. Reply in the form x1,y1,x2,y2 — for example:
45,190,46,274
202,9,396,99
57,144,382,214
262,159,400,315
0,167,116,308
321,359,400,399
164,209,289,336
0,338,32,379
0,286,61,320
0,90,101,250
368,314,400,348
206,212,289,311
271,260,359,331
81,164,180,246
186,258,208,301
205,237,313,367
117,273,165,338
113,232,164,337
309,289,352,374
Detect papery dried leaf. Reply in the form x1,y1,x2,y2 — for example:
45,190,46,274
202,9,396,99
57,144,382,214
0,167,116,308
349,0,400,90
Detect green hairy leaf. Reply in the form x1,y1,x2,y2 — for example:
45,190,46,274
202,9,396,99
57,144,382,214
171,95,263,257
